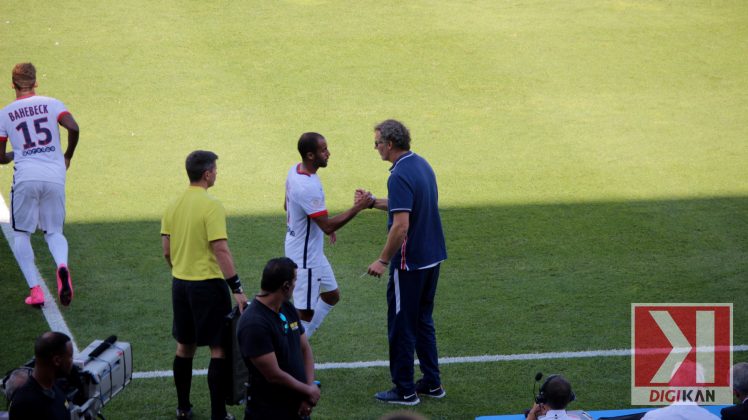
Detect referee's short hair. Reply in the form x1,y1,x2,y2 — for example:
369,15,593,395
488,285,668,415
375,119,411,151
298,132,324,159
185,150,218,182
261,257,298,292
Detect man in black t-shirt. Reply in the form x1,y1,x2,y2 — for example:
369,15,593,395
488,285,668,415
237,257,320,420
9,331,73,420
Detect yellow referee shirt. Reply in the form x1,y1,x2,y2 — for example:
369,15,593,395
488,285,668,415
161,186,228,280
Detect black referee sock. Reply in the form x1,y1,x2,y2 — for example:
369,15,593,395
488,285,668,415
208,357,227,420
173,356,193,410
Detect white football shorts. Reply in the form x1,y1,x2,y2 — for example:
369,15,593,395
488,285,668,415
293,264,338,311
10,181,66,234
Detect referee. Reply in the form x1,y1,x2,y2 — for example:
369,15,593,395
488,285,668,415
161,150,248,420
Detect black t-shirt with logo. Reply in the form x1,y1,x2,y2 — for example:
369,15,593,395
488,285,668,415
237,298,307,417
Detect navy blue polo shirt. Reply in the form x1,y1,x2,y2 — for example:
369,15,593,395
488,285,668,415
387,151,447,270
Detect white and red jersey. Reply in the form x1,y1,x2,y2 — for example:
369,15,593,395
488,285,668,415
0,95,69,185
284,163,330,269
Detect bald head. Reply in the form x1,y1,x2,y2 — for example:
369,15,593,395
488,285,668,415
34,331,71,363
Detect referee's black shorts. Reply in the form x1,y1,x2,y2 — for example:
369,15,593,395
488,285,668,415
172,278,231,347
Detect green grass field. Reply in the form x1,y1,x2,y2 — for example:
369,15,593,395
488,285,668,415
1,1,746,418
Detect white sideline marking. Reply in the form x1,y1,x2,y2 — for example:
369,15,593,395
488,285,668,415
131,345,748,379
0,194,79,354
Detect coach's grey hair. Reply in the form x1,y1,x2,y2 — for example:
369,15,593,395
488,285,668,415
375,119,411,151
733,362,748,394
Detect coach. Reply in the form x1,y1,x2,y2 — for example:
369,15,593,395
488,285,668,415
161,150,248,420
362,119,447,405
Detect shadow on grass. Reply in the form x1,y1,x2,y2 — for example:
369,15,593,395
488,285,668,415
0,196,746,417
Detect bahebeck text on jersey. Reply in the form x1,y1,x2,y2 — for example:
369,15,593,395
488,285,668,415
8,104,49,122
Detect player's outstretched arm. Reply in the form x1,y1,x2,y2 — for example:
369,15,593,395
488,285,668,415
311,194,374,235
59,113,79,169
355,188,387,211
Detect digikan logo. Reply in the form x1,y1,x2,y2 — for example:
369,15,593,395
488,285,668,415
631,304,732,405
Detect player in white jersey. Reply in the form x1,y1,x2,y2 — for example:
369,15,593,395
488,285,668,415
0,63,80,307
284,132,373,337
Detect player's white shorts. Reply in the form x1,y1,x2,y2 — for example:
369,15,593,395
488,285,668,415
293,264,338,311
10,181,66,234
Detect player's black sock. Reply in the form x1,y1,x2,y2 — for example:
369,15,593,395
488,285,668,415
173,356,193,410
208,357,227,420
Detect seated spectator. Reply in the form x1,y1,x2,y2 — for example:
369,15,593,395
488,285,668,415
3,368,31,402
379,411,429,420
527,375,587,420
722,362,748,420
642,361,718,420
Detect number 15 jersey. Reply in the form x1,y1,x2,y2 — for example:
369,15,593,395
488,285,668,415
0,95,70,186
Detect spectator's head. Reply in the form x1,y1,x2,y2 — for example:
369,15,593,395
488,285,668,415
732,362,748,400
185,150,218,184
374,119,411,152
261,257,298,298
379,411,429,420
539,375,575,410
12,63,36,91
34,331,73,377
3,367,31,401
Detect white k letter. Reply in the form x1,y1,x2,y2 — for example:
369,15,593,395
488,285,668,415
650,311,692,383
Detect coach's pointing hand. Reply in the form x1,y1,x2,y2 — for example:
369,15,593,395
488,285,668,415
367,259,388,277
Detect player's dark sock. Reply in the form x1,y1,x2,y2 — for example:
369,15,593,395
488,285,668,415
208,358,228,420
173,356,193,410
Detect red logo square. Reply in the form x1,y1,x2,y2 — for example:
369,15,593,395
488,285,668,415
631,303,732,405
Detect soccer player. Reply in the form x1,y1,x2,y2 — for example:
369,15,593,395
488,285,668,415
361,119,447,405
284,132,373,338
162,150,248,420
0,62,79,307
